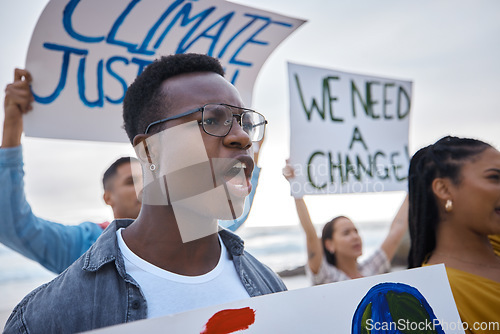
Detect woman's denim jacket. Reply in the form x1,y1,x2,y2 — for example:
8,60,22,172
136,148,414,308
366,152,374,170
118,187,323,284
4,219,287,334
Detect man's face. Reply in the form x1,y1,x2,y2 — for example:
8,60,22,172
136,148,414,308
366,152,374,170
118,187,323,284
136,72,254,240
105,161,142,219
159,71,254,195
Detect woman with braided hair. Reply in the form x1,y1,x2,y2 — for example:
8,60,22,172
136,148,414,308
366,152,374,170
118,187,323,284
408,136,500,333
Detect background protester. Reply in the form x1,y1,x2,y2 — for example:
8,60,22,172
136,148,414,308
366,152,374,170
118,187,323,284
283,161,409,284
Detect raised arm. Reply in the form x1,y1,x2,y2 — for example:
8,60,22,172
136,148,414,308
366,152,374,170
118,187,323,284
283,161,323,274
0,69,103,274
2,69,32,147
380,194,409,261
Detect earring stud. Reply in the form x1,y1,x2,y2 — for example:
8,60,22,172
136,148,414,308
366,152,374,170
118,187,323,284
445,199,453,212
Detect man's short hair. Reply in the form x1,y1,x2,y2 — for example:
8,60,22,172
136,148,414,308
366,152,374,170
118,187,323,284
102,156,138,190
122,53,225,143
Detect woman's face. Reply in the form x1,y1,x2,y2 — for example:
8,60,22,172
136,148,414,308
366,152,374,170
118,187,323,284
448,147,500,235
331,217,363,259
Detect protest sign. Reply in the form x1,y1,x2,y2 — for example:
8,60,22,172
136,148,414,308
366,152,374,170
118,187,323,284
288,62,412,197
24,0,305,142
86,265,466,333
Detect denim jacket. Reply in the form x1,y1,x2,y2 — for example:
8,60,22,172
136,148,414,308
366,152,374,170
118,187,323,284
4,219,287,334
0,146,259,274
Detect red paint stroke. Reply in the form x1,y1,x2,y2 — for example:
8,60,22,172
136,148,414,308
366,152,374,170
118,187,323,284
201,307,256,334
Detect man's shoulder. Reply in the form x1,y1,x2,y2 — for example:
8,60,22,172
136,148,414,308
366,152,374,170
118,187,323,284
82,219,132,269
5,252,125,332
5,260,89,331
14,254,104,304
218,228,286,293
6,221,132,327
239,248,287,294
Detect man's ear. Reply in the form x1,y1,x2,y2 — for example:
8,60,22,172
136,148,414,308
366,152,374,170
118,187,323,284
431,177,453,202
103,190,113,206
133,134,154,164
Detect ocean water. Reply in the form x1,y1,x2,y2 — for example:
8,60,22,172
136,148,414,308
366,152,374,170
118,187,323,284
238,222,387,273
0,221,389,328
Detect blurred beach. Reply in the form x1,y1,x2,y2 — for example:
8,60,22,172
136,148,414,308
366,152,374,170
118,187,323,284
0,221,391,328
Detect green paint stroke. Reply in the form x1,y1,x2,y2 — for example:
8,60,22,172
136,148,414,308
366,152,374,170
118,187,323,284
360,302,372,334
387,291,438,334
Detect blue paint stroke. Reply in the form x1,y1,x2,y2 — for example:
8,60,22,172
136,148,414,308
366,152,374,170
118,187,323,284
225,14,292,67
134,0,185,55
106,0,145,54
63,0,105,43
105,56,129,104
156,4,216,53
131,57,153,76
177,11,235,56
43,0,298,108
33,43,88,104
352,282,445,334
78,57,104,107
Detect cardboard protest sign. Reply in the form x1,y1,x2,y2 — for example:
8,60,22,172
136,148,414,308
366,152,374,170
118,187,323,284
24,0,305,142
288,62,412,197
86,265,466,333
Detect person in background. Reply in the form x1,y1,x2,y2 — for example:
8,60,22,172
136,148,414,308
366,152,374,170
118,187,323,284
283,161,409,284
5,53,286,333
0,68,261,274
408,136,500,333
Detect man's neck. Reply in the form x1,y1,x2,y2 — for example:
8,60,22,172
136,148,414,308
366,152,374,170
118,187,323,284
121,204,221,276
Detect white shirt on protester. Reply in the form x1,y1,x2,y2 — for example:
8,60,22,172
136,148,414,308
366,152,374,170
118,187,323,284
116,229,250,318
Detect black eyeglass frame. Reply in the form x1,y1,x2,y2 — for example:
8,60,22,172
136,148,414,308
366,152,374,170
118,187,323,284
143,103,268,141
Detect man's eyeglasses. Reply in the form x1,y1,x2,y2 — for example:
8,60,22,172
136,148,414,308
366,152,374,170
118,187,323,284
144,103,267,142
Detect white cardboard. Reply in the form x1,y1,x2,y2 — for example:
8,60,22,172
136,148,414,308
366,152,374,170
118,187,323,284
86,265,464,334
288,62,412,197
24,0,305,142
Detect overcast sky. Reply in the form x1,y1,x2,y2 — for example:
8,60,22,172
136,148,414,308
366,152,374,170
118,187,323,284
1,0,499,228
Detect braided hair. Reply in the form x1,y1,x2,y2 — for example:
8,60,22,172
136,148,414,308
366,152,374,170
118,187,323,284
321,215,349,266
407,136,492,268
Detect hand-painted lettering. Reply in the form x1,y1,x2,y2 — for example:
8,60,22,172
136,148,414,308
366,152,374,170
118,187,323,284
63,0,105,43
40,0,296,108
305,147,409,188
349,126,368,150
78,57,104,107
397,86,411,119
295,74,343,122
32,43,88,104
105,56,129,104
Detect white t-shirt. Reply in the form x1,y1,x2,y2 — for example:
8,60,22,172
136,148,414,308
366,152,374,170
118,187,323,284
116,229,250,318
